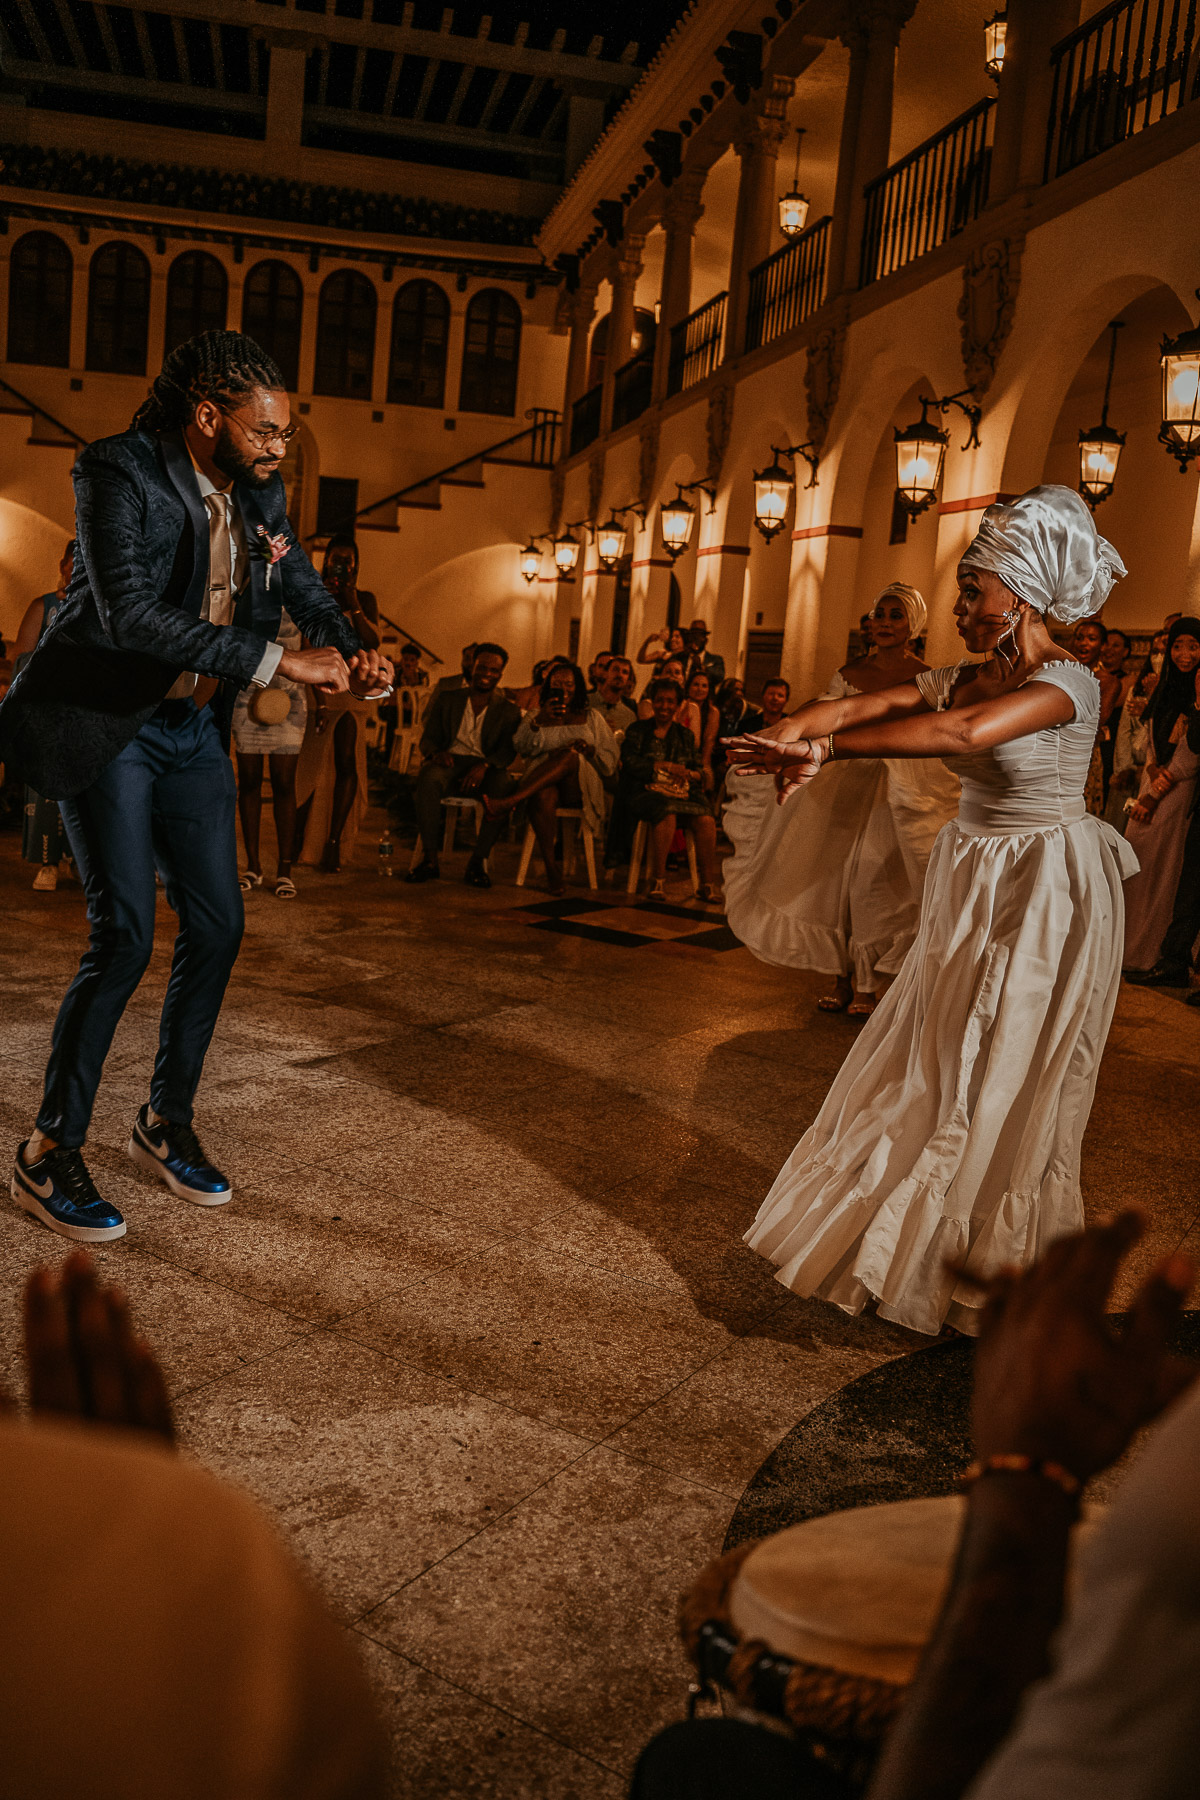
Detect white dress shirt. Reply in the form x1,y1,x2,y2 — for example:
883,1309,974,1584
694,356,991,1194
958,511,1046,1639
450,695,488,758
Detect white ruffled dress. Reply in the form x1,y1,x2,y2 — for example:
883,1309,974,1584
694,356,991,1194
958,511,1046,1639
723,672,961,990
745,661,1139,1336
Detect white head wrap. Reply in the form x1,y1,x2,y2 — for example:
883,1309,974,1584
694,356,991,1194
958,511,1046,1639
874,581,926,639
959,484,1127,625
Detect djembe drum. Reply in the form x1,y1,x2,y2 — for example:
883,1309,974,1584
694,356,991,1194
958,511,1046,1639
680,1496,1100,1784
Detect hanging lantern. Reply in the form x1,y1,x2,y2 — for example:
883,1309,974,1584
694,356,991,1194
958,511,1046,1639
553,527,581,577
1077,425,1125,510
519,540,542,583
660,489,697,561
984,10,1007,81
1077,320,1126,510
893,411,949,517
1160,323,1200,470
753,456,794,542
595,514,628,571
778,126,811,240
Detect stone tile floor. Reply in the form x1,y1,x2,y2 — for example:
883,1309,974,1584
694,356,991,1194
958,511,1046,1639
1,813,1198,1797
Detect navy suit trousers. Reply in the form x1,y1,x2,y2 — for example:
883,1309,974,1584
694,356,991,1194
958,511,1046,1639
38,703,243,1146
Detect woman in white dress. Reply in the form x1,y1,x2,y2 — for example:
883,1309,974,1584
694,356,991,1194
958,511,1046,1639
725,487,1135,1336
723,583,960,1017
482,661,618,894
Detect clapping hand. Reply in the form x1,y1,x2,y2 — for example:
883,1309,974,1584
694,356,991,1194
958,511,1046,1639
965,1212,1195,1483
4,1252,175,1444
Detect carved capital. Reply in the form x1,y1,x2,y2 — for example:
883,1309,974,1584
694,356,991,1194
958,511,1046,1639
957,235,1024,400
613,234,646,290
838,0,918,55
734,73,795,160
662,171,706,235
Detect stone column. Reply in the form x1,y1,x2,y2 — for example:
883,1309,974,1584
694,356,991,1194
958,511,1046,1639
723,75,795,360
651,171,706,400
563,282,599,414
599,236,644,436
825,0,917,296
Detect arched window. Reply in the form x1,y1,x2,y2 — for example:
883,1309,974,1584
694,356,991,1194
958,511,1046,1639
388,280,449,408
459,288,521,415
86,241,150,375
163,251,227,355
7,231,73,367
313,270,376,399
241,260,303,390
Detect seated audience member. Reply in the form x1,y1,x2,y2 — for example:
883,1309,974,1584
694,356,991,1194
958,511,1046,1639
631,1213,1197,1800
484,662,618,895
619,677,721,903
638,657,701,738
507,655,568,714
685,618,725,690
0,1253,387,1799
589,656,637,732
588,650,614,691
406,643,521,889
758,677,791,732
431,641,478,696
397,642,429,689
684,668,720,794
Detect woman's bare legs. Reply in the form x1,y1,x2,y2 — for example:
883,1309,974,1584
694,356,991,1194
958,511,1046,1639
483,747,578,818
267,752,299,879
323,710,358,871
529,785,567,893
236,753,265,875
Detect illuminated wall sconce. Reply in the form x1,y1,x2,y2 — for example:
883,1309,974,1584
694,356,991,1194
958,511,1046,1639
753,441,820,543
893,391,982,519
984,10,1007,82
1078,320,1126,510
553,526,583,577
659,482,716,562
519,540,543,583
778,127,811,240
594,503,646,572
1160,308,1200,471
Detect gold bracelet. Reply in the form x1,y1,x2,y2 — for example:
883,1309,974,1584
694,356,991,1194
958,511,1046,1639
824,733,836,762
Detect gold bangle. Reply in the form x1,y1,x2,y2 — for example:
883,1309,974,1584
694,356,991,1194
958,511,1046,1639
824,733,836,762
960,1453,1081,1499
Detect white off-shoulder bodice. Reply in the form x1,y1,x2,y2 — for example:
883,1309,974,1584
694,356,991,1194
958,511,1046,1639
915,661,1100,835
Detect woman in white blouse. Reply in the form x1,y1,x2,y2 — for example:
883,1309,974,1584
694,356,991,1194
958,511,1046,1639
483,661,617,895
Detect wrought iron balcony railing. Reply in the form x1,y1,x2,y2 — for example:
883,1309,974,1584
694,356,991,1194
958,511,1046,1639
1044,0,1200,180
860,97,996,286
746,215,832,351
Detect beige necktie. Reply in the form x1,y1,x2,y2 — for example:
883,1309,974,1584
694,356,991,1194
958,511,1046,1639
205,492,234,627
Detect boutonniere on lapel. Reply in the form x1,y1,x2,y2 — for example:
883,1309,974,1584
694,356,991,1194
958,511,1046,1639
250,525,290,590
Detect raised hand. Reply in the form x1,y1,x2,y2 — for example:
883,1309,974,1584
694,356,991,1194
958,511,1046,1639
22,1251,175,1444
967,1212,1195,1482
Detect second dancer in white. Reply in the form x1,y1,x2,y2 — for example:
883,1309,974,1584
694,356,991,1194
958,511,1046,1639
725,487,1135,1336
723,583,960,1015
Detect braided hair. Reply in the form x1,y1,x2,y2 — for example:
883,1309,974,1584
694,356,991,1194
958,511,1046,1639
131,329,285,433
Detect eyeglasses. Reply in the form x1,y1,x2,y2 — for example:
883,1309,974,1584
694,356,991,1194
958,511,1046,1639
216,407,299,451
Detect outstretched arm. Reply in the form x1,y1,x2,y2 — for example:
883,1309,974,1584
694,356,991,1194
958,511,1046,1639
755,678,934,744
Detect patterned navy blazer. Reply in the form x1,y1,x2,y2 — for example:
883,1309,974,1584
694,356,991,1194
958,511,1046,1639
0,427,360,799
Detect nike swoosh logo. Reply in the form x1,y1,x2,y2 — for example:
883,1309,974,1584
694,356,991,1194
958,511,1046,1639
18,1166,53,1198
138,1128,170,1161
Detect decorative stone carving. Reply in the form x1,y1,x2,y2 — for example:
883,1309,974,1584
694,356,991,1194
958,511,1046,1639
587,452,605,524
637,412,661,510
706,375,737,486
804,316,847,452
839,0,918,54
958,236,1024,400
733,72,795,161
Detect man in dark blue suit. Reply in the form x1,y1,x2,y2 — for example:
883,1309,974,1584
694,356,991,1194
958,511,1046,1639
1,330,392,1242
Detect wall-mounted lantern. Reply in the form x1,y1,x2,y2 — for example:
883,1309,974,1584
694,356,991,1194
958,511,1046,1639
753,440,821,543
659,482,716,562
984,10,1007,82
1078,320,1126,510
893,392,982,519
1160,316,1200,472
553,526,583,578
519,540,542,583
594,503,646,571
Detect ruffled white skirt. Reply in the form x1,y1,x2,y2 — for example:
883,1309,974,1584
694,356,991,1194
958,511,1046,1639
745,814,1139,1335
723,759,959,990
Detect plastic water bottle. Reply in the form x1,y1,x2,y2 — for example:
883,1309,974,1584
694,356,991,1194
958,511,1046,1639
377,828,394,876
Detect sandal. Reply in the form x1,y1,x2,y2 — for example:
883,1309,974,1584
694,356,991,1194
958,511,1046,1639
817,980,852,1013
274,875,297,899
239,870,263,892
695,884,724,908
647,879,667,902
847,996,877,1018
